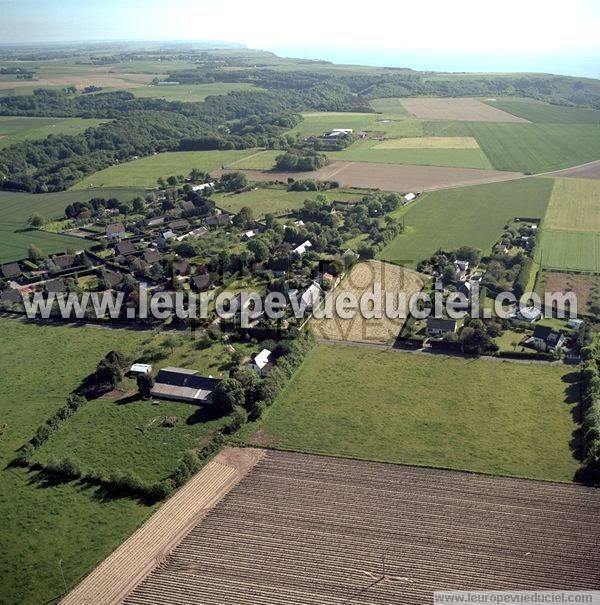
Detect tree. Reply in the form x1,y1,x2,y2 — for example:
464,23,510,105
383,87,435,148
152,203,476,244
213,378,245,415
455,246,482,266
247,238,270,262
95,357,123,389
233,206,254,228
137,374,154,398
219,172,247,192
28,213,45,228
132,197,145,213
231,366,259,392
227,405,248,432
27,244,43,260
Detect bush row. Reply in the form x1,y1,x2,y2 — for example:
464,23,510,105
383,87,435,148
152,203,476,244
579,342,600,483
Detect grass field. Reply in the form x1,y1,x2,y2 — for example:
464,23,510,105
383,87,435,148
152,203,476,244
128,82,265,102
484,98,600,124
379,177,553,267
0,187,145,262
0,116,107,148
369,97,410,115
240,343,579,482
222,149,280,170
71,149,262,189
213,187,359,218
0,320,151,605
464,122,600,173
544,178,600,232
400,97,528,122
328,138,493,169
536,229,600,273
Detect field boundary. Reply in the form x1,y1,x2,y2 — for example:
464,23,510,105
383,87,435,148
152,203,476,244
60,447,265,605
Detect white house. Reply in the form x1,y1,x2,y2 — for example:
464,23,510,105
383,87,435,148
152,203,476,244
243,230,256,240
158,230,176,248
403,192,416,203
191,182,215,192
300,281,322,310
292,240,312,256
246,349,273,377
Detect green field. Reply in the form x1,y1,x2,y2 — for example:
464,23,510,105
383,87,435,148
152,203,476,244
71,149,261,189
328,139,493,169
544,177,600,232
537,229,600,272
484,98,600,124
0,116,107,148
0,187,145,262
369,97,410,115
0,320,151,605
223,149,280,170
129,82,265,102
214,187,360,218
380,177,553,267
464,122,600,173
240,343,580,482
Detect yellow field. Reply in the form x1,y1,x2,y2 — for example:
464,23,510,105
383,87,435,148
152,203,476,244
373,136,480,149
544,177,600,232
311,260,423,344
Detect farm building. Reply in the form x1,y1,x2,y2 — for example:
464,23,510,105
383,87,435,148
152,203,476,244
150,367,221,403
246,349,273,377
292,240,312,256
106,222,126,240
191,182,215,192
403,192,416,203
426,317,458,336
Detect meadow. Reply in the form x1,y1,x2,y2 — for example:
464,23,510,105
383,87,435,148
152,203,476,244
128,82,265,102
239,343,579,483
379,177,553,267
0,187,146,262
464,122,600,173
544,177,600,232
484,98,600,124
0,320,151,605
0,116,106,148
536,229,600,273
213,186,359,218
71,149,261,189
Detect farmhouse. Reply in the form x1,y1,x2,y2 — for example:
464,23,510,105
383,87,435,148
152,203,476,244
530,326,565,352
150,367,221,403
106,222,126,240
168,219,190,232
190,273,212,292
51,254,75,270
426,317,458,336
0,262,21,279
292,240,312,256
246,349,273,377
116,240,136,257
205,213,232,228
143,248,162,265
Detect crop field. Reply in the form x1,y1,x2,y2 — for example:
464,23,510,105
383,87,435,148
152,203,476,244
380,177,553,267
0,187,145,262
223,149,280,170
217,162,522,193
400,97,529,122
214,186,359,218
123,450,600,605
71,149,262,189
128,82,265,102
552,159,600,180
463,122,600,173
0,71,156,91
328,139,493,169
369,97,410,115
373,136,479,149
536,229,600,273
241,343,579,482
544,177,600,231
311,260,423,343
0,116,106,148
0,320,152,605
536,271,600,317
484,98,600,124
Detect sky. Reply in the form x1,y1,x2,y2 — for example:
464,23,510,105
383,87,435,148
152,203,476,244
1,0,599,76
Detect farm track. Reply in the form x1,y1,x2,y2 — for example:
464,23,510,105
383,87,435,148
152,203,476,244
124,450,600,605
60,448,265,605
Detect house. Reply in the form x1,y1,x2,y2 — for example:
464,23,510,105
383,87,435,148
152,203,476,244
530,325,565,352
205,213,232,228
246,349,273,377
172,260,190,276
143,248,162,265
0,288,22,305
191,182,215,192
242,230,256,240
168,219,190,232
158,230,176,248
454,260,469,278
494,244,508,254
300,281,322,310
0,262,21,279
426,317,458,337
45,277,68,293
292,240,312,256
456,281,471,300
51,254,75,270
116,240,136,257
512,306,542,323
106,222,126,240
150,367,221,403
181,200,196,212
147,216,165,227
128,363,152,377
403,192,416,203
190,273,213,292
567,318,584,330
293,220,305,227
342,248,359,267
103,270,124,289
